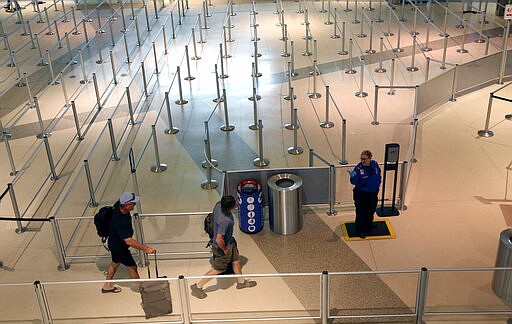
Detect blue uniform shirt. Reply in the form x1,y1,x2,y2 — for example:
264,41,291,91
350,160,382,193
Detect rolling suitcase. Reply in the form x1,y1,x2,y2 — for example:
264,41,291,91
139,252,172,319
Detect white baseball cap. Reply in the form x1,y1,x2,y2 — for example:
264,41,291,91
119,192,140,205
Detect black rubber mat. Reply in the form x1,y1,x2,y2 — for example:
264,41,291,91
341,220,396,241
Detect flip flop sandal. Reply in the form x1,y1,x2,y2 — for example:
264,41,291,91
101,286,122,293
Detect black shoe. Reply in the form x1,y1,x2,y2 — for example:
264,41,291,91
190,283,207,299
359,232,366,239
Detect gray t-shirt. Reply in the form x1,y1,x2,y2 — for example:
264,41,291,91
212,202,234,247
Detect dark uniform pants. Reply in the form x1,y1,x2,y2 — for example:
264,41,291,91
353,189,378,234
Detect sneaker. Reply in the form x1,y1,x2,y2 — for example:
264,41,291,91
190,283,207,299
236,280,257,289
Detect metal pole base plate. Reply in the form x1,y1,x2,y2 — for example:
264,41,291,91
345,68,356,74
302,51,312,56
308,92,322,99
356,33,367,38
220,124,235,132
406,66,419,72
88,201,100,207
201,180,218,189
456,48,468,53
15,227,27,234
184,76,195,81
253,157,269,167
393,48,404,53
327,209,338,216
36,132,52,139
37,61,49,66
151,163,168,173
202,159,218,168
288,146,304,155
474,39,485,43
320,121,335,128
58,263,71,271
249,123,260,130
281,52,290,57
383,32,394,36
175,99,188,105
355,91,368,98
248,95,261,101
337,50,348,55
375,67,386,73
285,123,299,130
213,97,224,103
477,129,494,137
365,49,376,54
339,159,349,165
164,127,179,134
284,94,297,100
421,47,432,52
331,34,341,39
505,114,512,120
79,79,89,84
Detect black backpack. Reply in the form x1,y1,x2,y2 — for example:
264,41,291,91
94,206,114,244
204,212,214,247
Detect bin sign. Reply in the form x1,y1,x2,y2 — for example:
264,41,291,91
237,180,263,234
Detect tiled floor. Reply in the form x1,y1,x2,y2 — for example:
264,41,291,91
0,0,512,322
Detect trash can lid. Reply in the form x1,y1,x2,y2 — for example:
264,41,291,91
237,180,261,195
267,173,303,191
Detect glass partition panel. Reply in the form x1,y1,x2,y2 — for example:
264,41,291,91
417,68,455,115
85,124,116,190
426,269,510,314
457,53,500,93
0,283,40,322
42,278,182,322
329,272,416,318
188,274,319,321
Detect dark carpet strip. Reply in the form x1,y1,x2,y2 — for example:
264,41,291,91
250,212,413,323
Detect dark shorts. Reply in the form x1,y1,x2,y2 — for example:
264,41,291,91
111,247,136,267
211,239,239,272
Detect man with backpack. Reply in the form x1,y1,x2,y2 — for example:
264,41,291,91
101,192,155,293
190,195,257,299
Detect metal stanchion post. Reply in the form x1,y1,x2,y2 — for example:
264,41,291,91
107,119,120,161
339,119,348,164
355,58,368,97
440,35,448,69
285,87,297,130
35,34,48,66
34,96,51,138
150,125,167,172
365,21,375,53
65,33,77,64
82,20,89,45
79,50,88,84
288,108,304,155
125,87,139,125
184,45,195,81
162,26,168,54
457,20,468,53
109,50,117,84
191,28,200,59
202,121,218,168
8,183,24,233
49,217,70,270
42,135,58,180
93,73,102,109
253,119,269,167
152,42,159,74
4,134,19,176
141,62,149,97
407,35,419,71
219,44,228,78
393,24,403,52
175,66,189,105
220,88,235,131
375,37,386,72
213,64,223,103
84,160,99,206
308,60,321,98
477,93,495,137
320,86,334,128
124,34,130,63
197,14,205,42
135,17,141,45
201,139,219,189
164,92,179,134
71,101,84,140
46,50,60,85
60,73,69,107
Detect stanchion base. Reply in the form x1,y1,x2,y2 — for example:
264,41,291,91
175,99,188,105
309,70,321,76
327,209,338,216
129,120,142,125
383,32,394,36
345,69,356,74
96,59,103,64
79,79,90,84
72,31,82,35
249,123,260,130
375,67,387,73
387,90,396,95
356,33,367,38
69,60,78,65
253,157,270,167
505,114,512,121
319,9,327,13
284,123,299,130
201,180,218,190
410,31,419,36
308,92,322,99
223,54,232,59
290,71,299,77
421,47,432,52
151,163,168,173
49,80,61,85
344,8,352,12
248,95,261,101
164,127,179,134
36,132,52,139
288,146,304,155
477,129,494,137
213,97,224,103
455,24,464,29
1,132,12,140
339,159,349,165
474,39,485,43
393,48,404,53
15,227,27,234
16,80,26,87
297,9,304,13
352,19,360,24
202,159,218,168
46,31,55,36
201,26,211,29
338,50,348,55
355,91,368,98
324,21,333,25
375,18,384,23
191,56,201,60
331,35,341,39
456,48,468,53
9,170,19,176
220,125,235,132
365,49,376,54
88,201,100,207
219,74,229,79
57,263,71,271
251,72,262,77
320,121,335,128
283,94,297,101
302,51,312,56
371,120,380,125
184,76,196,81
111,155,121,161
406,66,419,72
281,52,290,57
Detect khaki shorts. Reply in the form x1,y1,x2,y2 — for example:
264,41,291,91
211,239,239,272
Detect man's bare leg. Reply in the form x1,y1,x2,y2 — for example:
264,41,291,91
103,262,120,291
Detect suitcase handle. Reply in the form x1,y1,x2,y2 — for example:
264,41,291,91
147,252,167,279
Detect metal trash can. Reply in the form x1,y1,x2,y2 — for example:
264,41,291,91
237,180,264,234
267,173,303,235
492,228,512,300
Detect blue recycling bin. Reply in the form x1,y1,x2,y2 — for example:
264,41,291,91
237,180,263,234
